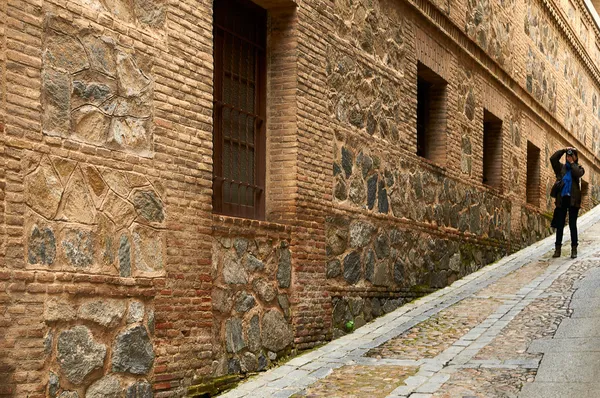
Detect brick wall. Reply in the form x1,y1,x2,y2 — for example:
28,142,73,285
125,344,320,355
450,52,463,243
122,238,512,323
2,0,600,396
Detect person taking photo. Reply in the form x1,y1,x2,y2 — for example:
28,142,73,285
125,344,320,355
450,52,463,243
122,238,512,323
550,147,585,259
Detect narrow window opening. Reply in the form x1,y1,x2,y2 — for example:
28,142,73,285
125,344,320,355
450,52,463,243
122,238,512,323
526,141,541,206
416,63,447,165
213,0,267,219
482,109,503,189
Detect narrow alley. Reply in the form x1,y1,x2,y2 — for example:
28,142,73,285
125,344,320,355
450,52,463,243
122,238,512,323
216,206,600,398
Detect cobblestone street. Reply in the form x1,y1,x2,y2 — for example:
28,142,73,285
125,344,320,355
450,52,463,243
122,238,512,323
217,206,600,397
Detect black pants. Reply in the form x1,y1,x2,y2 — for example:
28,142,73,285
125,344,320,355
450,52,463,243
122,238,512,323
554,198,579,247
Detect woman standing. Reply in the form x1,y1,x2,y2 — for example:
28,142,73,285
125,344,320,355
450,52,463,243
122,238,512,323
550,147,585,258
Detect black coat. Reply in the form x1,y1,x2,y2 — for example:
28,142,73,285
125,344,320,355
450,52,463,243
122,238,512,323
550,149,585,208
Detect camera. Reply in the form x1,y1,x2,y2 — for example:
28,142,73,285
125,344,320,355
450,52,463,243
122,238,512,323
567,149,574,156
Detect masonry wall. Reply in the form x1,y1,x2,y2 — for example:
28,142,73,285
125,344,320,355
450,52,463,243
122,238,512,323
2,0,600,397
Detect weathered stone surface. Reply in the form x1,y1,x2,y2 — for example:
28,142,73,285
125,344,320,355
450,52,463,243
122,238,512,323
82,35,117,77
62,229,94,268
240,352,258,373
43,69,71,136
132,225,164,273
327,259,342,279
49,371,59,398
382,299,401,313
344,251,361,284
71,105,111,144
277,243,292,288
332,299,351,329
57,326,107,385
372,262,391,287
341,147,353,177
223,252,248,284
132,189,164,223
112,325,155,374
102,191,137,229
134,0,166,26
244,254,264,272
117,53,151,97
372,298,383,317
128,301,145,324
28,226,56,265
59,392,79,398
45,299,77,322
78,299,126,327
252,278,277,302
374,233,390,259
257,353,268,371
247,315,261,353
278,294,290,319
394,259,405,284
261,310,293,352
107,117,152,153
44,32,89,73
326,223,348,256
364,249,376,282
126,380,153,398
147,309,155,335
367,174,378,210
378,181,389,214
226,318,245,353
235,292,256,313
228,358,241,374
44,331,54,355
71,71,116,109
212,287,234,313
349,177,366,205
334,177,348,201
25,157,63,219
349,220,375,248
233,238,249,257
86,375,121,398
57,168,97,224
119,234,131,277
51,157,77,185
101,169,131,198
83,165,108,208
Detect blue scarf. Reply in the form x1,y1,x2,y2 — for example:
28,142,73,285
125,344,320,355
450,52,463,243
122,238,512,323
561,162,573,197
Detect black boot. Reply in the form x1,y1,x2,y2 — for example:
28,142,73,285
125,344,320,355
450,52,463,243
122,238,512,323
571,246,578,259
553,245,561,258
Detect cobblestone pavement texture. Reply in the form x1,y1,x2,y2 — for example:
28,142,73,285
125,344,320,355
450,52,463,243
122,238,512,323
218,207,600,398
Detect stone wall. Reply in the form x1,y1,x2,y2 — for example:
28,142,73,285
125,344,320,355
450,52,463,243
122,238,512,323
2,0,600,396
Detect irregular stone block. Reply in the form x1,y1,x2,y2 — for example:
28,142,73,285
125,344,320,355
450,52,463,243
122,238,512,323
56,167,97,224
42,69,71,136
132,189,164,223
247,315,261,354
367,173,378,210
71,105,111,145
28,225,56,265
117,52,151,97
86,374,121,398
228,358,241,374
326,259,341,279
252,278,276,302
364,249,375,282
349,177,366,205
78,299,126,327
226,318,245,353
240,352,258,373
126,380,153,398
132,225,164,273
341,147,353,178
57,326,107,385
349,220,375,248
257,353,268,371
127,301,145,324
25,157,63,220
374,233,390,259
59,392,79,398
49,371,59,398
222,252,248,284
325,225,348,256
235,292,256,313
62,229,94,268
44,299,77,322
343,251,361,285
147,309,155,335
277,243,292,288
44,31,89,73
277,294,290,319
83,165,108,209
119,234,131,277
261,310,292,353
212,287,234,313
102,191,137,230
107,117,152,153
112,325,155,375
233,238,249,257
101,168,131,198
71,70,117,109
244,254,264,272
81,35,117,77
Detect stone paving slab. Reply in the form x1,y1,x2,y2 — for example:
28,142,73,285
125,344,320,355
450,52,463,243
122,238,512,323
520,382,600,398
217,206,600,397
528,337,600,353
534,352,600,382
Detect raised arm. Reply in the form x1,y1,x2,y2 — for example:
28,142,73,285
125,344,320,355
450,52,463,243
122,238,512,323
550,149,565,177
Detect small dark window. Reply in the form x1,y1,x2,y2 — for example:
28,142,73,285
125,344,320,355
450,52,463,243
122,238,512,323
482,110,503,189
416,62,447,165
526,141,541,206
213,0,267,219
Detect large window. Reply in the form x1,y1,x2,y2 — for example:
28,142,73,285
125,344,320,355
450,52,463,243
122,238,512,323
482,109,503,189
416,62,447,165
213,0,267,219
